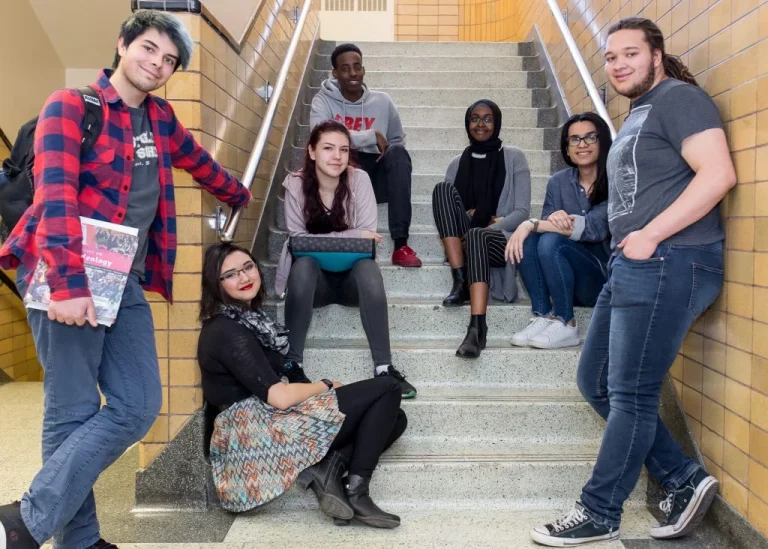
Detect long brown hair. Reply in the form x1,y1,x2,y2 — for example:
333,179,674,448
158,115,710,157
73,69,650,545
199,243,265,325
607,17,698,86
301,120,353,232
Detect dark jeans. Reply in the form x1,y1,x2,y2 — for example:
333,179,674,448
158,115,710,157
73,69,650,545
15,269,162,549
518,232,607,323
284,256,392,366
577,242,724,528
332,377,407,477
355,144,412,241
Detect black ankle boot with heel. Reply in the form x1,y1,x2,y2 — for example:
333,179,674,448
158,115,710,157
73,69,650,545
442,267,468,306
456,314,487,358
345,474,400,528
296,451,354,520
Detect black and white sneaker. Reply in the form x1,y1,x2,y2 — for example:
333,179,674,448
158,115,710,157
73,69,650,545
530,502,619,546
0,502,39,549
375,365,417,399
649,468,719,539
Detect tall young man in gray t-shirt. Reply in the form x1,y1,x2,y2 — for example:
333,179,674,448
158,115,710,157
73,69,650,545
532,17,737,547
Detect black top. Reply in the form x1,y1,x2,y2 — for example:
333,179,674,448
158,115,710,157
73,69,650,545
197,315,284,408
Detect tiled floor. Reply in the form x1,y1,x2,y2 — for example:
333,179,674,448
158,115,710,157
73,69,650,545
0,382,752,548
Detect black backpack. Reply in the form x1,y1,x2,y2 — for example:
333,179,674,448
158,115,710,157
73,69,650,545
0,87,104,242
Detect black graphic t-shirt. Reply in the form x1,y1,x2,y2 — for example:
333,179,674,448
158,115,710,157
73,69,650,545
606,78,724,249
124,106,161,278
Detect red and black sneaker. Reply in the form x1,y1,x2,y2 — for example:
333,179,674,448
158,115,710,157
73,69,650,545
391,245,422,268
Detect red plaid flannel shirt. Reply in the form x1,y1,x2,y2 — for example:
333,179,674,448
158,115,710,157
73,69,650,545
0,70,251,302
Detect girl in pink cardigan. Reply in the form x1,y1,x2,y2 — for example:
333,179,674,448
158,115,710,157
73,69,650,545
276,120,417,399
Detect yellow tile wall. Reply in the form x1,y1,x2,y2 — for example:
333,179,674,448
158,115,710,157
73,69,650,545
396,0,461,41
0,136,42,382
137,4,321,468
505,0,768,537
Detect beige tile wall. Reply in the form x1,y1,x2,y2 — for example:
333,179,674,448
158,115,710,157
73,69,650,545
0,138,42,382
395,0,460,41
137,3,320,468
510,0,768,537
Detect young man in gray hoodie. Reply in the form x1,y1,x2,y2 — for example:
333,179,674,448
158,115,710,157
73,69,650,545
309,43,422,268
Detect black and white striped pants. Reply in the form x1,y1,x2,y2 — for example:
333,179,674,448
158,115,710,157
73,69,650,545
432,182,508,285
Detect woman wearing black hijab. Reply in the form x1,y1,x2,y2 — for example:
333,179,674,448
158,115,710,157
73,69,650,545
431,99,532,358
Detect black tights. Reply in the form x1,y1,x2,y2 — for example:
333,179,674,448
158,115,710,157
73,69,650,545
331,377,407,477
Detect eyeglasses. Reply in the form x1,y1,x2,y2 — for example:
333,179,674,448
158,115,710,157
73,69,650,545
567,132,599,147
469,115,494,124
220,261,257,282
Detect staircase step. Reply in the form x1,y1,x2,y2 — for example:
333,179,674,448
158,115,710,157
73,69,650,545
411,174,549,202
336,41,532,57
365,87,551,108
269,228,516,263
272,300,593,341
253,457,647,512
408,148,560,175
398,106,557,128
222,507,656,548
315,70,546,90
316,54,539,72
299,341,581,391
404,127,551,149
261,261,531,300
377,200,545,231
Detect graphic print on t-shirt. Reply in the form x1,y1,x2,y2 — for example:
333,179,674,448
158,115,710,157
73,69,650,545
607,104,651,222
133,130,157,167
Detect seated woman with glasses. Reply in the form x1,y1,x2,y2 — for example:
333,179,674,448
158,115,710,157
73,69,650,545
431,99,532,358
197,243,407,528
507,112,613,349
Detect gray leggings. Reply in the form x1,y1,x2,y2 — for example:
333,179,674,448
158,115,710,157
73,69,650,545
284,256,392,367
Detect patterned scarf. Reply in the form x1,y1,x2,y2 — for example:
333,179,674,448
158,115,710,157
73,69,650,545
217,304,290,356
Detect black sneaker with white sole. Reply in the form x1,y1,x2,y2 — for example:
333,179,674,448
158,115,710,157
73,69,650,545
374,365,417,399
530,502,619,546
649,468,719,539
0,502,39,549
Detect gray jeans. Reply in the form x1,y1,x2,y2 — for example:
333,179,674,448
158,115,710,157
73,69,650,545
284,256,392,367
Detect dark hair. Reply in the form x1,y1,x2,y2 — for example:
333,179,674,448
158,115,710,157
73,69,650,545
331,43,363,69
200,243,265,324
301,120,353,232
560,112,612,206
112,10,194,72
607,17,697,86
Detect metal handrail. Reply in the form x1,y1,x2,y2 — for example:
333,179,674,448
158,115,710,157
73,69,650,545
546,0,616,139
220,0,315,242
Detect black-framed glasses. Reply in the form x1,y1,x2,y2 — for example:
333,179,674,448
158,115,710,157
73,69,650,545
469,115,494,124
567,132,599,147
220,261,257,282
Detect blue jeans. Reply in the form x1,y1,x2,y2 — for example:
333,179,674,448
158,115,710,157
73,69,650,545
517,232,607,323
15,269,162,549
577,242,724,527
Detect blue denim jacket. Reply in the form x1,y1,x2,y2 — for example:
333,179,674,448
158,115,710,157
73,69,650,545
542,168,611,262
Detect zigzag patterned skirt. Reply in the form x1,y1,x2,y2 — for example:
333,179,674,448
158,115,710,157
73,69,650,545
210,390,345,512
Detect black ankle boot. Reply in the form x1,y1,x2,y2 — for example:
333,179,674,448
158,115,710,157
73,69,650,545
297,451,354,520
456,315,487,358
443,267,468,306
282,360,311,383
345,474,400,528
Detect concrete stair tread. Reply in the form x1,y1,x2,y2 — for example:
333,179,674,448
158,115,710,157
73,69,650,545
302,337,577,350
221,507,656,547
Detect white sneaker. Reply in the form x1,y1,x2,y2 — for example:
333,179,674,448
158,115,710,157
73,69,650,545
529,320,580,349
511,317,553,347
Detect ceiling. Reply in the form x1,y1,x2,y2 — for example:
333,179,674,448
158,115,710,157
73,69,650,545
28,0,132,68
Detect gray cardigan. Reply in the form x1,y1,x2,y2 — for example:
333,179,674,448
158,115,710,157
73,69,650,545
443,145,532,302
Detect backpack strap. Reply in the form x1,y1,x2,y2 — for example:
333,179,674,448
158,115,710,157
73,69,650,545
76,86,104,156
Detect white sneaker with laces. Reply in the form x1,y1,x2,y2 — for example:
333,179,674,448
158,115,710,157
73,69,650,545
529,320,580,349
511,317,553,347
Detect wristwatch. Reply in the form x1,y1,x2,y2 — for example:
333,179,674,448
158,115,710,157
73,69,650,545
528,218,539,233
321,378,334,390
